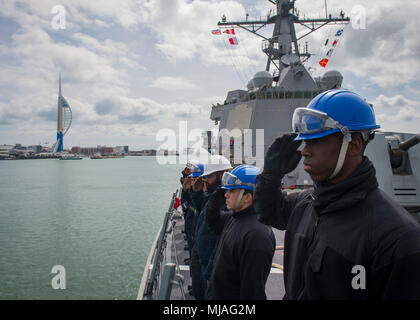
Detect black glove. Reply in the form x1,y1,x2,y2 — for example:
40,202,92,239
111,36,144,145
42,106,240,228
206,187,226,234
264,133,302,177
206,187,226,214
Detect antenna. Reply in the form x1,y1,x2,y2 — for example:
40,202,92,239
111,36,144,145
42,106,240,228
217,0,350,79
325,0,328,19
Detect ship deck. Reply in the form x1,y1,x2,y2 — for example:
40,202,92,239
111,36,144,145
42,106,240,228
168,213,286,300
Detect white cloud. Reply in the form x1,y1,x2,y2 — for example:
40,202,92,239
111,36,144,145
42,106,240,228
0,0,419,148
140,0,261,68
72,33,129,56
149,76,199,90
372,94,420,132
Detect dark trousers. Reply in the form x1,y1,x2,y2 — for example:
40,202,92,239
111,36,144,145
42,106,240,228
205,284,213,300
190,249,206,300
184,210,195,261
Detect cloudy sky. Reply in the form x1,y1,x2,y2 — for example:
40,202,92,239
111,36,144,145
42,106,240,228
0,0,419,150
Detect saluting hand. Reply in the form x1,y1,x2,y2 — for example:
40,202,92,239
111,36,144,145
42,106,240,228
192,177,204,192
207,187,226,212
264,133,302,177
183,176,193,191
205,187,227,234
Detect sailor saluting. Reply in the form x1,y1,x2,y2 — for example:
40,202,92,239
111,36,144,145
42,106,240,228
254,89,420,299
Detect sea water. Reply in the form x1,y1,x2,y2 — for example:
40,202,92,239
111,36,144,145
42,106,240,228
0,156,183,299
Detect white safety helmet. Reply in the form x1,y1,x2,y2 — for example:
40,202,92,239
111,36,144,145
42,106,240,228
185,159,199,169
202,154,232,177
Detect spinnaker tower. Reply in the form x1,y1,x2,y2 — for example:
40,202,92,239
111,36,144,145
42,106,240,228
52,72,72,153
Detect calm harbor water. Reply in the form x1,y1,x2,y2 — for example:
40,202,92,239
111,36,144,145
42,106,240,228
0,156,183,299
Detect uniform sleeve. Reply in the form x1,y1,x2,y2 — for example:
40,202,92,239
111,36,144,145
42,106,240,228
203,242,218,281
238,229,275,300
191,190,204,213
181,189,192,209
254,173,300,230
381,229,420,299
206,205,230,236
194,207,206,241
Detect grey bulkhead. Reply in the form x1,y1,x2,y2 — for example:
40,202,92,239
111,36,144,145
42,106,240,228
213,64,318,187
366,132,420,212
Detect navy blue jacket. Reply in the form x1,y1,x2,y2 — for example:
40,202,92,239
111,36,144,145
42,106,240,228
193,184,221,280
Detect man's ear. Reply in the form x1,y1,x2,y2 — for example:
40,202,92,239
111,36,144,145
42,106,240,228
349,133,363,157
244,192,253,203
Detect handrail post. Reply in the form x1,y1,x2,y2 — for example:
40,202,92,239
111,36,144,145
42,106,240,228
158,263,176,300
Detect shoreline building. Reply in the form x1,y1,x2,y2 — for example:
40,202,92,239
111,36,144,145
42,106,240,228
52,73,72,153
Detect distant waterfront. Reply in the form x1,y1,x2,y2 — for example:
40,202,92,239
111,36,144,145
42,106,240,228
0,143,170,160
0,156,183,299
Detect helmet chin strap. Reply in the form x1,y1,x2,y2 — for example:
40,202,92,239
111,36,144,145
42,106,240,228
232,189,245,212
329,134,351,180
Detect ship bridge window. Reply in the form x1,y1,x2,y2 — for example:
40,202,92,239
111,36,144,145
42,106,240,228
273,92,279,99
313,91,320,98
266,92,272,99
304,91,312,99
294,91,303,99
279,91,285,99
285,91,293,99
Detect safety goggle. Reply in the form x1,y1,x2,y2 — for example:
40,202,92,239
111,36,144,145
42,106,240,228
190,164,204,177
292,108,350,137
221,171,254,188
186,162,197,169
188,163,202,172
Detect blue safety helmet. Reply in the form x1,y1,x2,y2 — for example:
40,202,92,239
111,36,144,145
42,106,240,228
292,89,380,141
221,165,260,191
190,163,204,178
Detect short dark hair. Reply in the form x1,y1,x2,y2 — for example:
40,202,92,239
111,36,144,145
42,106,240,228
243,189,253,196
351,131,375,155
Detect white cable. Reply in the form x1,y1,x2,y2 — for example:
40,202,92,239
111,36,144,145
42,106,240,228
233,189,245,212
221,33,247,87
235,30,256,82
328,135,351,180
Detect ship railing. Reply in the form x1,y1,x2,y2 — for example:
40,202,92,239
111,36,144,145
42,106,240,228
142,190,179,300
161,190,187,300
169,217,187,300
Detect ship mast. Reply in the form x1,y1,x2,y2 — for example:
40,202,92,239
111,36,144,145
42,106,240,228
217,0,350,82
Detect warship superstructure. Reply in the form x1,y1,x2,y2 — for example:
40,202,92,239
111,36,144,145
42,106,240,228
209,0,420,215
139,0,420,301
